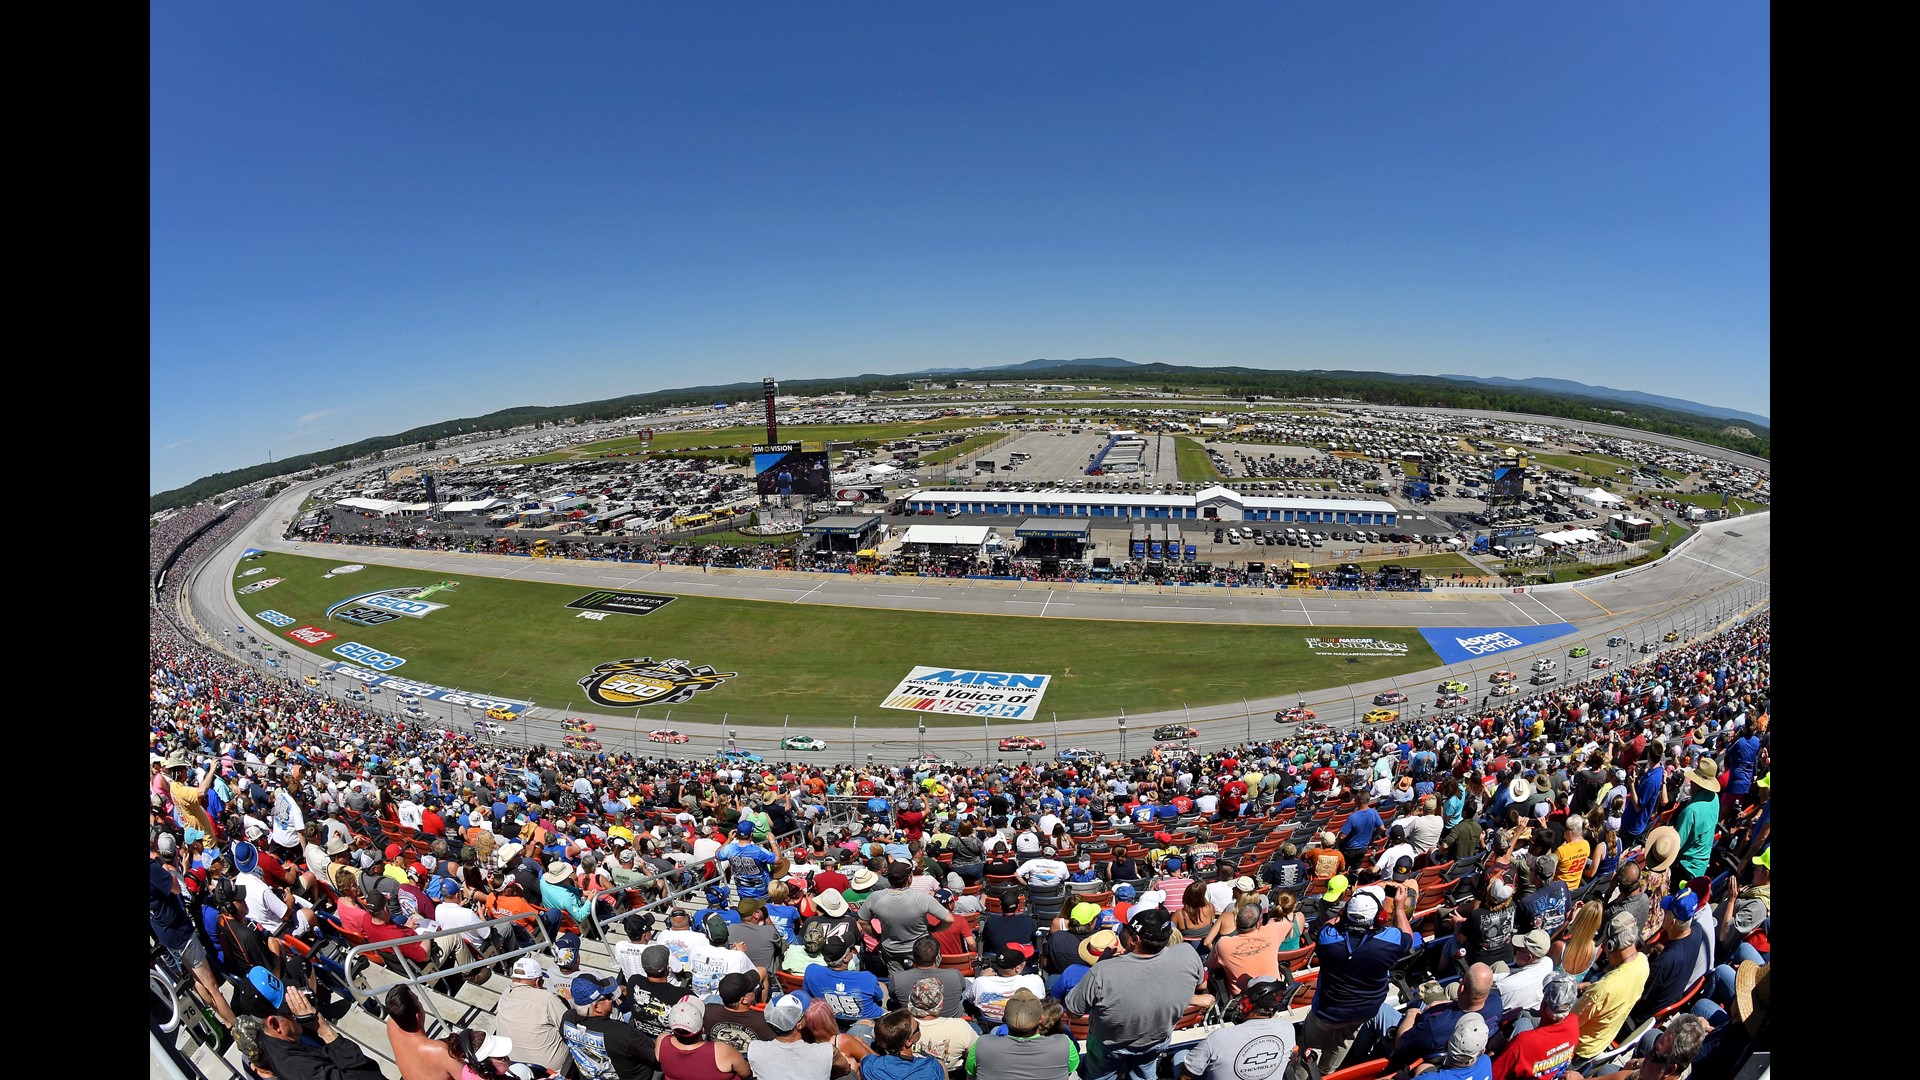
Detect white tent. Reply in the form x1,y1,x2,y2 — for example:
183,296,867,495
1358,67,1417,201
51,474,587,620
1580,487,1626,508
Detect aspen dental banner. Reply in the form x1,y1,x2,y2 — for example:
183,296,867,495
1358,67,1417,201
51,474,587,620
1419,623,1578,665
881,667,1053,720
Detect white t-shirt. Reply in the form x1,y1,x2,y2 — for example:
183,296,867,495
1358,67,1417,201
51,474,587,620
1404,814,1445,855
1493,956,1552,1014
434,901,490,950
967,972,1046,1024
1373,844,1416,876
1204,881,1236,913
235,871,290,933
1015,831,1042,854
692,837,722,863
1183,1014,1297,1080
687,940,755,998
657,929,707,974
1195,793,1220,815
1016,858,1068,889
396,801,423,829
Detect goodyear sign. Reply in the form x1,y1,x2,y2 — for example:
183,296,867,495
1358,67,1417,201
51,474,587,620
881,667,1053,720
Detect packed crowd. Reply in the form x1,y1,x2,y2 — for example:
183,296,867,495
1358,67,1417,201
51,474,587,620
151,508,1769,1080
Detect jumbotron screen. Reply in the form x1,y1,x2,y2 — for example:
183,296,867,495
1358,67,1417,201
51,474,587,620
1490,465,1526,500
753,442,831,497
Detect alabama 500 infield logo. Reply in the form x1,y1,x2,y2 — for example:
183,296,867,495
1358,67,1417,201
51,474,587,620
326,581,461,627
578,657,738,708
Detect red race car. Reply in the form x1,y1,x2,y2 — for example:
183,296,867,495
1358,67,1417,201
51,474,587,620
562,734,602,752
648,728,690,744
562,718,597,733
1276,708,1318,724
998,736,1046,752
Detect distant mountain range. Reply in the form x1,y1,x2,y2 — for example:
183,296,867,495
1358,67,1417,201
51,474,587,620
906,357,1766,427
1434,374,1768,428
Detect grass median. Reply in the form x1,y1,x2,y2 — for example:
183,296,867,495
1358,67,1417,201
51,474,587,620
234,551,1441,727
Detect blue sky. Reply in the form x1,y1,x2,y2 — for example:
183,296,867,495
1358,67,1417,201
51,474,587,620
151,3,1769,494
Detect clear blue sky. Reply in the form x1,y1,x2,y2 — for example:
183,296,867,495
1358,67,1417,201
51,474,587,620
151,3,1769,494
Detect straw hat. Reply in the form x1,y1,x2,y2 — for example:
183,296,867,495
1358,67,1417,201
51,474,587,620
1644,826,1681,873
1732,960,1770,1035
1686,757,1722,793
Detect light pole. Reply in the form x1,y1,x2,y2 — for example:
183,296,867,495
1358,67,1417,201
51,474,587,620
1118,711,1127,761
1243,698,1252,746
917,720,926,758
1051,712,1059,747
984,715,990,760
852,715,859,763
783,715,790,744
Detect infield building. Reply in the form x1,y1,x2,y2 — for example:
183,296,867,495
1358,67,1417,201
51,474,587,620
903,485,1400,526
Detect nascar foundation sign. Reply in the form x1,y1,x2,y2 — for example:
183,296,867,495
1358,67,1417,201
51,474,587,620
882,667,1053,720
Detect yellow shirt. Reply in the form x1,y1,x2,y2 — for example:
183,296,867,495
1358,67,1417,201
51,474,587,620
1574,952,1649,1057
170,781,216,837
1555,839,1591,886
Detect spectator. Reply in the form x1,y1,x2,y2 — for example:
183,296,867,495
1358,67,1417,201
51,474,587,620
1454,877,1518,970
1517,854,1570,937
704,971,778,1052
628,944,696,1039
1492,930,1555,1018
1208,902,1288,994
656,998,749,1080
1632,892,1711,1027
1670,760,1720,884
494,957,573,1076
859,1008,945,1080
1287,887,1419,1079
862,861,955,973
1421,1011,1492,1080
969,944,1045,1025
1571,915,1649,1066
1492,972,1582,1080
750,995,833,1080
1065,906,1208,1080
563,974,654,1080
1388,963,1504,1070
1179,976,1295,1080
384,986,462,1080
803,937,888,1037
260,986,386,1080
890,936,967,1021
966,989,1078,1080
688,914,759,1001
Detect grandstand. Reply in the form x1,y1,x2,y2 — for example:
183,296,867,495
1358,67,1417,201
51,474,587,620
151,498,1771,1080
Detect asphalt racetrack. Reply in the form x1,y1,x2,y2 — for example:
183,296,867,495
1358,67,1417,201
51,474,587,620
186,482,1770,765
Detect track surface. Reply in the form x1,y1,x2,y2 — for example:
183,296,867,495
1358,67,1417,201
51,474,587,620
185,481,1769,765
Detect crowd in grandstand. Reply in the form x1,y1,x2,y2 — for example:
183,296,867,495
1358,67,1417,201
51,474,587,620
152,505,1769,1080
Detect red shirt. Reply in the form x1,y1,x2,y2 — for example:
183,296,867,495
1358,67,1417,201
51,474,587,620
897,809,925,841
1492,1013,1581,1080
1308,767,1337,793
365,918,429,964
419,808,445,837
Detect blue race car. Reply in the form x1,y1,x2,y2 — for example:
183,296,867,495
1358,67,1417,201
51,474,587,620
716,748,764,764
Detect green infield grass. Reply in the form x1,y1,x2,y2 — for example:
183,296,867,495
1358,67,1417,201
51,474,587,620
1175,438,1223,482
516,418,1013,463
233,552,1441,727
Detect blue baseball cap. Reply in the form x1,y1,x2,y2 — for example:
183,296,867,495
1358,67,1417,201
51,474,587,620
426,876,460,901
247,966,286,1010
738,821,756,836
231,841,259,876
1113,883,1136,900
571,974,614,1006
1663,891,1700,919
555,932,581,969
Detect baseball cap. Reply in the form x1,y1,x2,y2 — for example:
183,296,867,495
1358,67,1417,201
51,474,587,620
1323,874,1350,903
511,957,545,981
641,944,671,975
666,997,705,1034
718,972,759,1004
246,966,286,1011
385,843,402,860
1446,1011,1489,1065
1541,972,1581,1014
1752,848,1770,871
909,977,946,1017
1112,883,1136,900
1487,879,1515,903
1515,929,1552,957
738,820,756,836
993,942,1036,968
765,998,806,1032
703,914,731,944
1233,876,1256,892
1390,855,1416,881
555,932,581,969
1344,892,1381,928
244,823,267,842
1127,906,1174,944
571,974,615,1006
1605,911,1642,950
155,833,177,855
1069,902,1102,926
1663,891,1701,920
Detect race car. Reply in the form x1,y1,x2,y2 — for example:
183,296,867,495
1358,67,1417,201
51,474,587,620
998,736,1046,752
484,705,516,722
562,734,603,752
1488,671,1517,684
1056,747,1103,763
1152,724,1200,741
1531,672,1560,685
317,671,336,681
1590,657,1613,669
1363,708,1399,725
1531,658,1557,672
910,754,957,771
1372,691,1409,706
396,693,420,705
1275,707,1318,724
1295,721,1336,740
1490,683,1519,697
780,735,827,752
472,719,506,735
1436,693,1469,708
1607,635,1628,647
1437,679,1470,694
303,675,321,688
343,688,368,703
716,747,763,764
561,718,597,733
648,728,690,744
1663,630,1680,642
1152,741,1190,754
1569,647,1591,659
402,705,429,720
